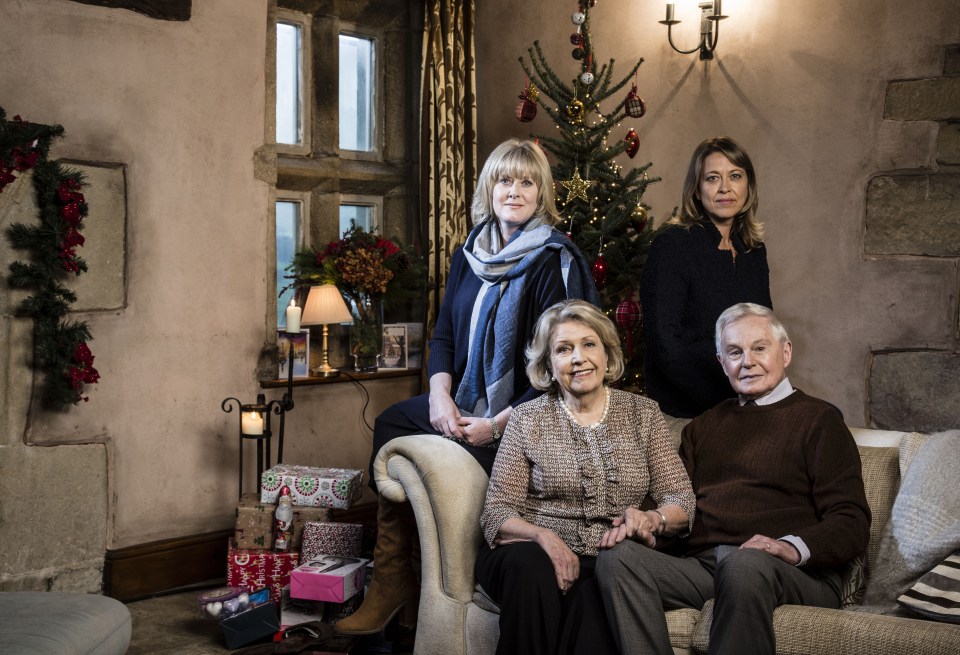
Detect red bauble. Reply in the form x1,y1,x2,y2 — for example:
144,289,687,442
570,33,584,46
515,98,537,122
591,254,608,288
615,299,642,331
624,128,639,159
624,85,647,119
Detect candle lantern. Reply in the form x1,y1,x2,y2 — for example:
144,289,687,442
222,330,297,498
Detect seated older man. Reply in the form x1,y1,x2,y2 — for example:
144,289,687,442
596,302,871,655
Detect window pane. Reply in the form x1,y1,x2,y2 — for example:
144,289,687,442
276,201,301,328
340,204,374,236
339,34,374,151
277,22,302,145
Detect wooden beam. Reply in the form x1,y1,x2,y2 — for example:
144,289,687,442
69,0,191,21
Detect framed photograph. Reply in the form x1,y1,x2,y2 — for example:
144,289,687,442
277,329,310,378
381,324,408,369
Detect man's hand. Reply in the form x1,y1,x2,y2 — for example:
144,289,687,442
740,534,801,565
535,530,580,593
598,507,657,550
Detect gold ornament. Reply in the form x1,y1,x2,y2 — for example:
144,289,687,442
565,99,585,123
527,83,539,103
561,169,594,203
630,205,649,232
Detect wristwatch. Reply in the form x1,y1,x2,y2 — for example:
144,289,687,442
489,418,502,441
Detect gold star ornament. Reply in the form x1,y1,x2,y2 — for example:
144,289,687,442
560,169,594,203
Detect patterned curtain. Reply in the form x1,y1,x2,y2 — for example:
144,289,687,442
420,0,478,337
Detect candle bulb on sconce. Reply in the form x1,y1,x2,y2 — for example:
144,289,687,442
659,1,728,60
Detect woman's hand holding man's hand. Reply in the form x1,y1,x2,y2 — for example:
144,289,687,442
598,507,657,550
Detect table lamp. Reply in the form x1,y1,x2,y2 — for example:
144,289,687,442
301,284,353,377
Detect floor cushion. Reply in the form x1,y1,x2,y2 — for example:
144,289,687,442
0,592,132,655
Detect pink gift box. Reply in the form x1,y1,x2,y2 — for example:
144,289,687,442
260,464,363,508
300,521,363,560
289,556,368,603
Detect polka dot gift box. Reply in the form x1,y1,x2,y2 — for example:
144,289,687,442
260,464,364,509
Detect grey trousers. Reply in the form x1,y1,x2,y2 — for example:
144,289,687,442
596,541,842,655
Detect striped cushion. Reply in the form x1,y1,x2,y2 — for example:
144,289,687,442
898,551,960,623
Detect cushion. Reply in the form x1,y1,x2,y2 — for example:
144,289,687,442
0,591,131,655
898,550,960,623
861,431,960,614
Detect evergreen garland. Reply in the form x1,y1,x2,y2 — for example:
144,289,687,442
2,106,99,408
517,1,659,391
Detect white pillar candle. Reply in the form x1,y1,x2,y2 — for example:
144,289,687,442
666,3,675,21
285,298,301,334
714,0,722,16
241,411,264,435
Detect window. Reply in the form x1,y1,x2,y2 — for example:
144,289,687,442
339,195,382,235
276,22,302,146
276,199,302,329
338,33,376,152
268,1,420,356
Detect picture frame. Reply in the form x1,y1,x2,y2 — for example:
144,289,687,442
381,324,408,369
276,329,310,378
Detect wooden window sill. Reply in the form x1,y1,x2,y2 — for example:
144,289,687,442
260,367,421,389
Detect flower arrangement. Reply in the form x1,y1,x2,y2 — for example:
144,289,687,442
287,222,426,368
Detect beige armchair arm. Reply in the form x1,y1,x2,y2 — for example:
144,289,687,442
374,434,493,654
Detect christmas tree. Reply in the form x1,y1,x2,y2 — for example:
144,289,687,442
516,0,658,391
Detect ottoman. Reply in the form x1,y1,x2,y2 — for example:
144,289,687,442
0,592,131,654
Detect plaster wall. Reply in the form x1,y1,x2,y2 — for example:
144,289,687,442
0,0,272,566
476,0,960,427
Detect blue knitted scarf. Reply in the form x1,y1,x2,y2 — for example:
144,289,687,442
455,217,600,418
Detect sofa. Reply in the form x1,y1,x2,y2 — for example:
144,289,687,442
0,591,132,654
373,428,960,655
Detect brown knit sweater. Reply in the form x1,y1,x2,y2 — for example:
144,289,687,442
679,390,870,570
481,388,695,556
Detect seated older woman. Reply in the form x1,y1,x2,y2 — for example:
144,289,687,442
475,299,696,655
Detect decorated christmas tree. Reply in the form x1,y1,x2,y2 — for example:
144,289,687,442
515,0,658,390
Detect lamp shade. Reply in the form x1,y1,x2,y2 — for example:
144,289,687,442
301,284,353,326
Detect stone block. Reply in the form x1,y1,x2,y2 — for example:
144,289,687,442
937,123,960,165
63,162,127,312
884,77,960,122
0,443,108,591
945,45,960,75
0,162,126,313
869,351,960,432
865,173,960,256
0,317,34,447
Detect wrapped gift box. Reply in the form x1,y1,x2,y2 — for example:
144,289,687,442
300,521,363,560
235,494,333,550
220,601,280,649
226,539,299,605
290,556,368,603
260,465,363,508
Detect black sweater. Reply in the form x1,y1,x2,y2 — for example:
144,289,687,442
640,222,772,418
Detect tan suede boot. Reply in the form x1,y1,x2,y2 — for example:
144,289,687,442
335,495,418,635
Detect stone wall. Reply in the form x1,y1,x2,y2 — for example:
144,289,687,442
866,46,960,431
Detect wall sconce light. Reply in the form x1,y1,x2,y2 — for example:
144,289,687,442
221,299,302,497
660,1,727,61
301,284,353,378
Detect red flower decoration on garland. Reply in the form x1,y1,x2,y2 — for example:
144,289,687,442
67,341,99,400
